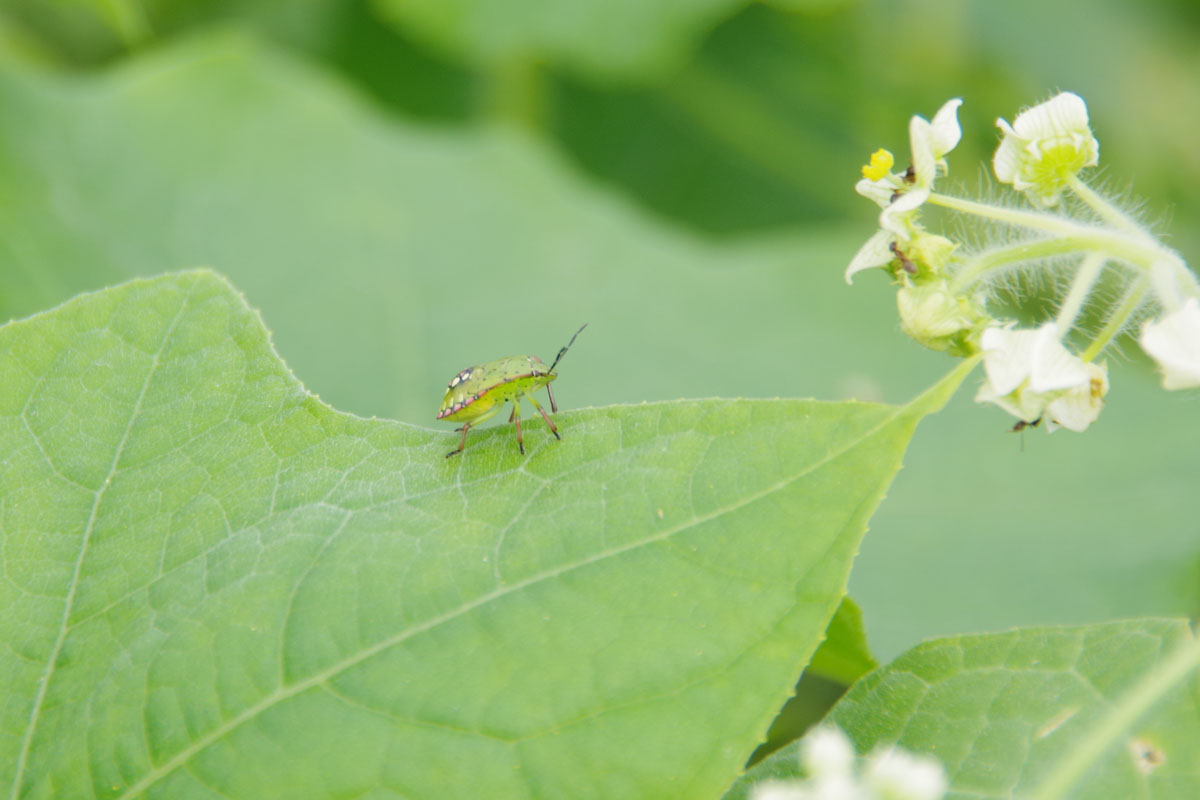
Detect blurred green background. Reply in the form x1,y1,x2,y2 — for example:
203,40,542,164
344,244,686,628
0,0,1196,660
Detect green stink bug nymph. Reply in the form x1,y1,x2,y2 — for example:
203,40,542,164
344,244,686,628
437,324,587,458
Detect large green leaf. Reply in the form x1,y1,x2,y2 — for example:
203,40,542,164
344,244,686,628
0,271,968,798
727,618,1200,799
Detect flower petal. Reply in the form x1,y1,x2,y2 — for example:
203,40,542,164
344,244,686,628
975,378,1044,422
1140,297,1200,389
845,229,896,284
980,324,1037,395
1029,322,1090,392
1013,92,1091,140
748,780,808,800
909,115,936,188
929,98,964,158
866,746,948,800
855,176,895,209
991,119,1023,186
910,99,963,188
1045,362,1108,431
879,186,930,238
802,727,855,779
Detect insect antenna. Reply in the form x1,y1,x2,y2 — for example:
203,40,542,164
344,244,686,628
548,323,588,373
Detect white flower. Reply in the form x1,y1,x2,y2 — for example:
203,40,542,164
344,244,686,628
910,98,963,189
809,775,862,800
802,726,856,779
1140,297,1200,389
865,746,948,800
993,92,1099,206
750,780,810,800
877,99,963,238
975,322,1108,431
847,100,962,283
751,728,947,800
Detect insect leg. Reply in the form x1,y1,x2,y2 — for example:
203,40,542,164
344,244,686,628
445,405,501,458
546,382,558,413
526,393,560,440
446,422,471,458
511,400,525,455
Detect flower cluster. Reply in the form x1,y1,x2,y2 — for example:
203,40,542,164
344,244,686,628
847,92,1200,432
750,727,947,800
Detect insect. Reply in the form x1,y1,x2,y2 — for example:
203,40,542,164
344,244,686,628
437,324,588,458
1009,416,1043,451
1009,416,1043,433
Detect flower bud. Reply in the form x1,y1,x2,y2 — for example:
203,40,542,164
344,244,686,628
897,282,983,356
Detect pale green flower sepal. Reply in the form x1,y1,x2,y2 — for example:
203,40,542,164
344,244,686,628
897,282,983,356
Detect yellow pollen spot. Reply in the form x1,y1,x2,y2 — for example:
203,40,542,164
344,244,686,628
861,148,895,181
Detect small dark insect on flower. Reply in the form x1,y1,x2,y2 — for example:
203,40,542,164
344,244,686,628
889,241,918,274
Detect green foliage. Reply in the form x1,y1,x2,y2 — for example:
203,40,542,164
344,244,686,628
0,3,1197,797
807,595,877,686
0,23,1193,676
0,271,968,798
369,0,745,79
728,619,1200,799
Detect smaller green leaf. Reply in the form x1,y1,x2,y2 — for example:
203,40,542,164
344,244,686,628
808,595,877,686
726,618,1200,800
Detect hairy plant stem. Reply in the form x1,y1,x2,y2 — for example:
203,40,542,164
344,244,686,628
928,192,1178,272
951,238,1100,294
1066,175,1149,239
1082,278,1149,362
929,191,1197,354
1055,253,1106,333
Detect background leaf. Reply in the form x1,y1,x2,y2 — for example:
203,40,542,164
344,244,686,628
727,618,1200,799
0,270,965,798
368,0,751,80
0,27,1194,672
807,595,876,687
